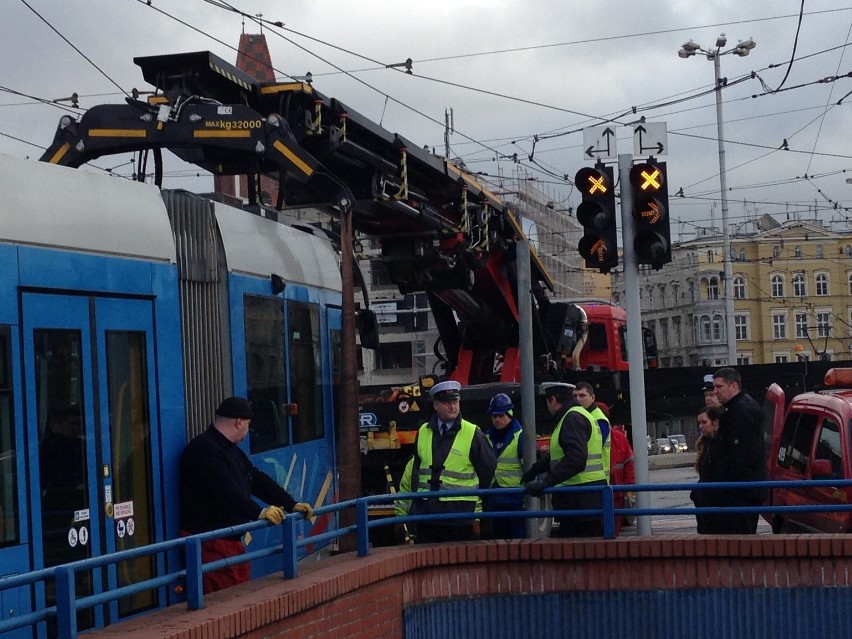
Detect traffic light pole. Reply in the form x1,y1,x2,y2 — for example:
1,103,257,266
619,153,652,537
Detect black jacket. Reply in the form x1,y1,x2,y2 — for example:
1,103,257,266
699,390,765,507
180,426,297,534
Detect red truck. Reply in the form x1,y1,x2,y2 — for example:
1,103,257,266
764,367,852,533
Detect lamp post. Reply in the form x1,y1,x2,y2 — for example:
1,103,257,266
679,34,756,365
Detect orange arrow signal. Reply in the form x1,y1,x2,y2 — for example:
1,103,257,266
640,201,661,224
589,239,607,261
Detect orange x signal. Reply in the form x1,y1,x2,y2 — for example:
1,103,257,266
586,174,607,195
638,168,661,191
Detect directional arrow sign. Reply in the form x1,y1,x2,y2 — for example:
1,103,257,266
639,201,662,224
590,239,607,261
583,126,616,160
633,122,667,157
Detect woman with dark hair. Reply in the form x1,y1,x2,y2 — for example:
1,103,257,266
690,405,723,533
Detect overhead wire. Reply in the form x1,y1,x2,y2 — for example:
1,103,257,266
804,19,852,175
22,0,850,217
18,0,129,98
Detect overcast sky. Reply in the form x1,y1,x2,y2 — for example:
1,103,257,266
4,1,852,240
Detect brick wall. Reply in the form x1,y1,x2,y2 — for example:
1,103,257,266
87,536,852,638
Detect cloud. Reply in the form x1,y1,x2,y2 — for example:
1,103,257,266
2,0,852,229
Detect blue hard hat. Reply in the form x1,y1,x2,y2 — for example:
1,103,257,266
488,393,514,415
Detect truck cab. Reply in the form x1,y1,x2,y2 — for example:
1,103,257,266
764,368,852,533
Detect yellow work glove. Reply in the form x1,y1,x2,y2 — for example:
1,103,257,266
292,502,314,519
259,505,285,525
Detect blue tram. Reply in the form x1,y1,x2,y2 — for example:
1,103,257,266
0,153,341,635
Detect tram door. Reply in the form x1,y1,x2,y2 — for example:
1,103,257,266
22,294,162,635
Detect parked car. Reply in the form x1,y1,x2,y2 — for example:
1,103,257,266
654,437,672,454
765,367,852,533
669,434,688,453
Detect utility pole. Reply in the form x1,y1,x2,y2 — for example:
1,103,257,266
619,153,652,536
679,34,756,365
337,194,360,552
444,108,453,158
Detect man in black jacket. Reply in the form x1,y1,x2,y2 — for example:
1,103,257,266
705,367,765,534
180,397,314,593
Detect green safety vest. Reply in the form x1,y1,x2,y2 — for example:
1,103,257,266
394,458,414,517
549,405,607,486
490,428,523,487
588,405,612,481
415,419,479,503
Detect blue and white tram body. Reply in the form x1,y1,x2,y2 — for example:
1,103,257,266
0,154,341,635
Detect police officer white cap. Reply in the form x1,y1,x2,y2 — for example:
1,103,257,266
539,382,575,394
429,380,461,400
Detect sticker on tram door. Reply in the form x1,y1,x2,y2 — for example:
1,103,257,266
79,526,89,546
116,519,126,539
126,518,135,537
113,501,134,519
68,528,79,548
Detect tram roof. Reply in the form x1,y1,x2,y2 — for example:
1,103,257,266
0,154,176,262
213,202,341,292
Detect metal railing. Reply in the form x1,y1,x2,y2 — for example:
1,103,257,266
3,479,852,638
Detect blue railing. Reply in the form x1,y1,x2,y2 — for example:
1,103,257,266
3,479,852,638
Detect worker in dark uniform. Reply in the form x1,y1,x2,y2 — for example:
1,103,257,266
180,396,314,593
522,382,607,537
410,380,497,543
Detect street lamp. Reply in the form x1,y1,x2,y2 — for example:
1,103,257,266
679,33,756,366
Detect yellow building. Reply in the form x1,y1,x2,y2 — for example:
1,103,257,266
733,220,852,364
612,218,852,367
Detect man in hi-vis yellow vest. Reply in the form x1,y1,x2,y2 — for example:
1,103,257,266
410,380,496,543
522,382,607,538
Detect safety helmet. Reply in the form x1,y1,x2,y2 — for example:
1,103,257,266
488,393,514,415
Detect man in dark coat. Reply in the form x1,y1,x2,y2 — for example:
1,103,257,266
180,397,314,593
704,367,765,534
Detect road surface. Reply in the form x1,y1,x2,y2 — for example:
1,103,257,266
635,465,771,535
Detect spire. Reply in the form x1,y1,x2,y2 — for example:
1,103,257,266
213,32,279,204
236,32,274,82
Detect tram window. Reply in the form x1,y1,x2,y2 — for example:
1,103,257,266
106,331,157,616
244,295,290,454
0,327,18,546
289,303,324,444
34,330,90,564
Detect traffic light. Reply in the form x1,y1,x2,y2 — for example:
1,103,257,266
630,161,671,268
575,164,618,272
